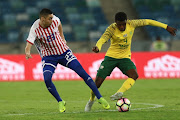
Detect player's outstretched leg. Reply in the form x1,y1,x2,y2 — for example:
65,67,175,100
43,65,65,112
98,97,110,109
85,99,95,112
85,91,96,112
85,97,110,112
110,92,123,100
68,60,110,111
110,78,135,100
59,100,66,113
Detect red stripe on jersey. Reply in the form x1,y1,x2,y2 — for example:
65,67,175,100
34,29,44,56
58,33,68,50
57,34,66,53
51,22,55,29
48,26,63,54
52,20,68,53
53,21,57,27
46,28,58,55
56,34,67,52
36,28,46,56
37,28,50,56
36,28,47,56
26,40,33,45
55,20,59,26
40,27,55,55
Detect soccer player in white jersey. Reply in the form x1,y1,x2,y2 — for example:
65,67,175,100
25,8,110,113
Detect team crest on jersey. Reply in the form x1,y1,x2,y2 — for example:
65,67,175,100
123,34,127,37
100,65,104,69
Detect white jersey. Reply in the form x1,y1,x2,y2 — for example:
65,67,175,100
26,15,69,58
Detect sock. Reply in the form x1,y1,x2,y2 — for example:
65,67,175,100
117,78,135,93
90,90,96,101
43,71,62,102
68,60,102,99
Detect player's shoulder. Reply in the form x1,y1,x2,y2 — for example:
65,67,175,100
30,19,40,31
126,19,137,24
108,23,117,30
53,15,61,26
127,19,147,24
53,15,61,22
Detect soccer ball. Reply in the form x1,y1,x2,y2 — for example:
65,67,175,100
116,97,131,112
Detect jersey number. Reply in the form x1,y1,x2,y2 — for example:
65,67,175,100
124,38,127,43
47,33,55,42
65,51,76,62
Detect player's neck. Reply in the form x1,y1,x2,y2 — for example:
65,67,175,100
39,21,48,28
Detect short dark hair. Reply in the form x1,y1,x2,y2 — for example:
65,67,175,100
115,12,127,22
39,8,53,18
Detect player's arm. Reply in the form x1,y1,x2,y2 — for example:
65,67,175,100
166,26,176,36
146,19,176,36
130,19,177,36
93,25,114,53
58,21,67,44
25,42,32,60
25,24,36,60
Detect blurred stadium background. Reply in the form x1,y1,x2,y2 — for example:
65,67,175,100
0,1,180,119
0,0,180,54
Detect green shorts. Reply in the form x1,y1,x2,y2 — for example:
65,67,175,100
97,56,136,79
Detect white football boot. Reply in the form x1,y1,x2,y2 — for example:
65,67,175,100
84,99,95,112
110,92,123,100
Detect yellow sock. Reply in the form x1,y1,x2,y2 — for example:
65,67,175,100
117,78,135,93
90,90,96,101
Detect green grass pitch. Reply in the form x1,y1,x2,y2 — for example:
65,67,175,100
0,79,180,120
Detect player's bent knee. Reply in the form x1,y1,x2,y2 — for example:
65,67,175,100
128,73,138,80
132,74,138,80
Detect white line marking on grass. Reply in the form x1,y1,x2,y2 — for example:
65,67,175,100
6,103,164,116
131,103,164,110
7,113,34,116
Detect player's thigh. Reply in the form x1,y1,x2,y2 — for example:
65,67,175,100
57,50,85,74
117,58,137,77
58,49,77,67
97,56,117,79
42,56,58,73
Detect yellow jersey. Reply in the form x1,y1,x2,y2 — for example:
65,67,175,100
96,19,167,59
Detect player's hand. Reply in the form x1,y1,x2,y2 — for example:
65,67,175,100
25,53,32,60
166,26,177,36
92,46,99,53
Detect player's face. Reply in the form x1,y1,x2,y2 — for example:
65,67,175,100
44,14,53,27
116,20,126,31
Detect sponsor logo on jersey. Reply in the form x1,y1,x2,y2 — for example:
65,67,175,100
144,54,180,78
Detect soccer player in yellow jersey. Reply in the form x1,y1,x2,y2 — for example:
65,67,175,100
85,12,176,112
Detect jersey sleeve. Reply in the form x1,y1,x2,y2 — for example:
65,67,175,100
26,25,37,45
53,15,61,26
96,24,115,51
129,19,167,29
